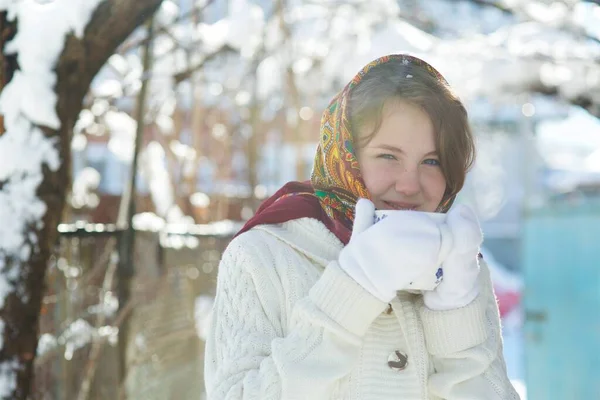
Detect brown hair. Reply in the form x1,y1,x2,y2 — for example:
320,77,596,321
348,60,475,212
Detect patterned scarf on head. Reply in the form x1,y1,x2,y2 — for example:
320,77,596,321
311,54,448,227
235,54,449,244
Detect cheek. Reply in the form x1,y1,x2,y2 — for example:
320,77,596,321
360,161,394,194
421,168,447,199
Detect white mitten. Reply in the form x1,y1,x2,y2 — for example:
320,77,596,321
338,198,450,303
423,204,483,311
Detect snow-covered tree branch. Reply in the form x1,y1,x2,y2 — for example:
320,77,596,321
0,0,162,398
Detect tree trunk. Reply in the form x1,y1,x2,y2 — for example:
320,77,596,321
0,1,163,398
0,11,17,135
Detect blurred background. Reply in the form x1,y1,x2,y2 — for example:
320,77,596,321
35,0,600,399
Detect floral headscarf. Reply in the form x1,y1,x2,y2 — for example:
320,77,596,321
311,54,448,226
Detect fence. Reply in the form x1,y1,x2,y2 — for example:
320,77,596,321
33,219,241,400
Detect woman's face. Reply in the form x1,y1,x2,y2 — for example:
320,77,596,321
356,100,447,212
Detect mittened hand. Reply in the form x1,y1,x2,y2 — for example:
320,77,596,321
338,198,448,303
351,198,376,239
423,204,483,311
445,204,483,256
339,198,384,299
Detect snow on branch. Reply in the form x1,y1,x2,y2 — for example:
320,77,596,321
465,0,600,43
119,0,218,54
0,0,104,396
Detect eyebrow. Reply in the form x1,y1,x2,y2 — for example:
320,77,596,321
372,144,438,157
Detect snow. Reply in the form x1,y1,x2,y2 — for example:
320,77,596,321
227,0,264,58
194,295,214,341
0,360,17,398
132,211,241,251
92,79,124,99
537,107,600,173
132,212,167,232
155,97,177,136
36,333,58,357
573,2,600,41
136,140,194,224
71,167,101,209
87,291,119,317
275,1,600,107
74,109,96,135
97,325,119,346
102,0,600,144
0,0,102,126
421,0,516,37
59,318,95,361
193,0,264,59
205,1,598,110
133,212,242,237
0,0,104,395
523,1,568,26
105,110,137,163
55,318,119,360
170,140,196,162
71,133,88,153
535,107,600,192
190,192,210,208
140,142,176,218
107,54,130,77
154,0,179,28
196,20,229,52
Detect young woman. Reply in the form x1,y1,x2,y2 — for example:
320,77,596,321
204,54,519,399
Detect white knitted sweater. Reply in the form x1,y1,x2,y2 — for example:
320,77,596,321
204,217,519,399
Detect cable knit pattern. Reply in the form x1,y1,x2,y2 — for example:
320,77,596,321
204,217,520,400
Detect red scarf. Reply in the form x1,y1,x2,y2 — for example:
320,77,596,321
235,181,352,244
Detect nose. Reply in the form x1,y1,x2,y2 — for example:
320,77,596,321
394,167,421,197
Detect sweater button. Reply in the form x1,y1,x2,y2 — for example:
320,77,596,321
387,350,408,371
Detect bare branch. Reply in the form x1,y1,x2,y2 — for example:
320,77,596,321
42,238,117,308
75,240,119,400
462,0,513,14
34,270,169,377
118,0,217,54
172,44,237,83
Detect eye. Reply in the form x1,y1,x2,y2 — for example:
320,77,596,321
423,158,440,166
377,153,397,161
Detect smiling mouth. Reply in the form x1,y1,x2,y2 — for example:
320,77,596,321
383,201,419,211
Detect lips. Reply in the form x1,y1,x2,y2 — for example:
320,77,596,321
383,201,419,211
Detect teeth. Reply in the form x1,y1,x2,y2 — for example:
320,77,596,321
384,201,416,211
